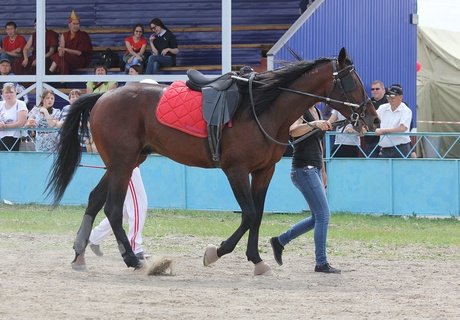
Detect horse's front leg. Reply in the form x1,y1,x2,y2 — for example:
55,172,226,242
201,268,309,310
247,166,276,275
105,171,142,269
72,174,108,271
203,167,257,267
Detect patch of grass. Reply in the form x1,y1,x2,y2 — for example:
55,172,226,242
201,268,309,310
0,205,459,249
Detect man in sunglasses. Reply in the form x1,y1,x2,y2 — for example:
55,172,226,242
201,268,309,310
363,80,388,157
375,84,412,158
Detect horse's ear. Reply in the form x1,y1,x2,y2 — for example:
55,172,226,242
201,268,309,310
338,47,348,66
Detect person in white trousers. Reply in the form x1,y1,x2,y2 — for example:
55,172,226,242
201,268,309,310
89,167,148,259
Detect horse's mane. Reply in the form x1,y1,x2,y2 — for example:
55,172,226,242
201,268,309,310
237,58,331,115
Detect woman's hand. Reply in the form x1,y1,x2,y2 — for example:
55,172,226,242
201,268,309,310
310,120,332,131
39,107,49,115
26,119,36,127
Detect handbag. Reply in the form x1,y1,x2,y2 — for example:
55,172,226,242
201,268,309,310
19,138,36,152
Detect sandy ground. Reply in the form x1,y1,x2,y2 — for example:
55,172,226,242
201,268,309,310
0,232,459,320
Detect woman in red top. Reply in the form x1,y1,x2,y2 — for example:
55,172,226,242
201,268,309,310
123,24,147,72
0,21,27,74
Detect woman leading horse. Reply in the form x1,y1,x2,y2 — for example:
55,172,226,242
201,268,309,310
47,47,379,275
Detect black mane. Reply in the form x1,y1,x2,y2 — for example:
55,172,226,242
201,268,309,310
237,58,331,115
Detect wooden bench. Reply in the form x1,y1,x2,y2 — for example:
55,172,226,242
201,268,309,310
16,24,291,36
24,24,286,75
92,43,273,52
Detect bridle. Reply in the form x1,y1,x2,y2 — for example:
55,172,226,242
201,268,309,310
233,58,372,147
327,59,371,129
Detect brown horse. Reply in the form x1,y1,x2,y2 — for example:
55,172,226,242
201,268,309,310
47,47,379,275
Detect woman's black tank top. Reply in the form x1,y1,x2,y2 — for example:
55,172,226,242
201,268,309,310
291,107,325,169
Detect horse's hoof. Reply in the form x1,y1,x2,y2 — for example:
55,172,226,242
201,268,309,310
203,245,219,266
71,253,87,271
254,261,273,276
71,262,87,272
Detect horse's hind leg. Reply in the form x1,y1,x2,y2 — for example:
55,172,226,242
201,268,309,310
71,173,108,270
104,168,142,269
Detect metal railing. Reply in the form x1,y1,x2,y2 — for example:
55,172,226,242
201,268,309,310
322,131,460,159
2,129,460,159
0,127,60,152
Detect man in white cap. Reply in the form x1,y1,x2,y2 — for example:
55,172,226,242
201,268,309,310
375,84,412,158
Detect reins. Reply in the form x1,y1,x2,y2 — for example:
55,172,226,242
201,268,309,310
232,60,367,147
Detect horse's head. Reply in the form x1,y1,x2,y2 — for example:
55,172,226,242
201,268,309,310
325,48,380,132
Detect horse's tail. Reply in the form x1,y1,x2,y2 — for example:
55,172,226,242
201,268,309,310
46,93,104,205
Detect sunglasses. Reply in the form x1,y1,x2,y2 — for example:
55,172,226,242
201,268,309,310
386,94,399,99
370,88,381,91
150,25,157,30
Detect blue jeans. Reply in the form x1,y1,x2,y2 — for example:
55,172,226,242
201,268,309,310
278,165,330,265
145,55,173,74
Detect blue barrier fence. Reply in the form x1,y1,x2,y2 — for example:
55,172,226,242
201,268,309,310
1,131,459,217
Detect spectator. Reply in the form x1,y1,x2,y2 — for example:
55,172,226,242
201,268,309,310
375,84,412,158
48,10,93,74
89,167,148,261
328,109,361,157
86,63,118,93
56,89,81,128
128,64,143,75
270,104,341,274
0,21,27,74
0,58,29,106
21,19,58,74
364,80,388,157
56,89,87,151
26,89,60,152
0,83,28,151
145,18,179,74
123,24,147,72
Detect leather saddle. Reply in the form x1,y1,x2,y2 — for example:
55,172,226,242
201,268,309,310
186,69,241,165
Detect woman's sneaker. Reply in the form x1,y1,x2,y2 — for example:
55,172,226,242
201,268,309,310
270,237,284,266
314,263,341,274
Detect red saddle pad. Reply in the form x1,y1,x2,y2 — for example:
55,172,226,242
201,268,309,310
156,81,207,138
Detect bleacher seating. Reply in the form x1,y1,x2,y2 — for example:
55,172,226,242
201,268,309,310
0,0,301,74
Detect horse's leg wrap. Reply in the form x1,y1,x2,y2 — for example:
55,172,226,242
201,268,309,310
203,244,220,266
253,261,272,276
74,215,93,254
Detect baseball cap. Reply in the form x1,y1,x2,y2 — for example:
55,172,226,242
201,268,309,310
387,84,403,96
0,58,11,64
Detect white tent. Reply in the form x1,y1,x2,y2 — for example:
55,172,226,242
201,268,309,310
417,27,460,157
